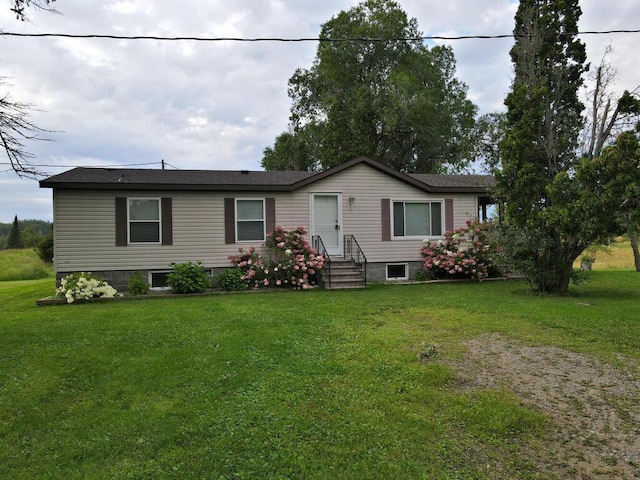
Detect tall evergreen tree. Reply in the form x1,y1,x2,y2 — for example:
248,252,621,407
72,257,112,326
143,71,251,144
6,215,23,249
496,0,588,294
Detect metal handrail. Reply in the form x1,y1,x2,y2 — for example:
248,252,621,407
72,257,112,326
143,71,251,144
343,235,367,286
311,235,331,289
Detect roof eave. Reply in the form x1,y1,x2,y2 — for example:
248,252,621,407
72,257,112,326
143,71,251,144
38,182,302,191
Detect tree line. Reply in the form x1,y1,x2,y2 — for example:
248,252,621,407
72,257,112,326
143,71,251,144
0,216,52,250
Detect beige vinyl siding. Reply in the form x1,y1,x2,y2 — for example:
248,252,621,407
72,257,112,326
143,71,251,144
53,163,482,273
274,163,479,263
54,189,245,272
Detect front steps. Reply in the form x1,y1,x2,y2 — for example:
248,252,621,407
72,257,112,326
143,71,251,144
322,257,366,289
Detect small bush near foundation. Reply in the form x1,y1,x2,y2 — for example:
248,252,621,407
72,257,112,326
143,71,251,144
216,268,247,291
415,269,433,281
127,271,150,295
167,261,211,294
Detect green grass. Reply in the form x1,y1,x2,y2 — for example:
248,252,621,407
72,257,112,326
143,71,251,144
0,249,53,281
1,272,639,479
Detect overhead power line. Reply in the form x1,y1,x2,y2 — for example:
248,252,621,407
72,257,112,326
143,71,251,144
1,29,639,42
0,161,162,168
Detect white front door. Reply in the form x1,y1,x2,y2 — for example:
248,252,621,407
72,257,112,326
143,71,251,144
311,193,342,256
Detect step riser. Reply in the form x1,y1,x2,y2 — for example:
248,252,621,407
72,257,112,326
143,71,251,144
321,262,366,289
324,280,365,288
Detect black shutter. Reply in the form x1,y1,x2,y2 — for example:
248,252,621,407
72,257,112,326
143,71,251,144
265,198,276,235
115,197,127,246
444,199,454,233
161,197,173,245
224,198,235,244
381,198,391,241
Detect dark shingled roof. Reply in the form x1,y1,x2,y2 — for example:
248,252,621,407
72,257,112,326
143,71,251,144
40,167,314,191
40,157,494,194
410,173,495,190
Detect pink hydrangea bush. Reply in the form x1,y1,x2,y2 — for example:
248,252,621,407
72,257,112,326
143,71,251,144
228,226,325,289
228,246,270,288
420,220,498,281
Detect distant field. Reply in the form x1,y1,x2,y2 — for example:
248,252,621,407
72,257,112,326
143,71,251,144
0,249,53,281
578,239,638,270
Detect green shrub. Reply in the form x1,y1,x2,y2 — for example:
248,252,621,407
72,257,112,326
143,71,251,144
126,271,151,295
166,261,211,294
216,268,247,291
36,230,54,263
415,269,433,281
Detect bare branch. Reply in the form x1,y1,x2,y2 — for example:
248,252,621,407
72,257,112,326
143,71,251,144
0,78,51,178
10,0,59,21
582,46,640,158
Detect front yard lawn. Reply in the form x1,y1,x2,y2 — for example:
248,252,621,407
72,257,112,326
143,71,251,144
1,272,638,479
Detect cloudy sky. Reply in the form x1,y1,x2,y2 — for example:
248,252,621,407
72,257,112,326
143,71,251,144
0,0,638,222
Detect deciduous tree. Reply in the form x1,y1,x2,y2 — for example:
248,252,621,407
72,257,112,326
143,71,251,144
577,48,640,271
261,131,316,172
472,112,506,174
582,47,640,160
265,0,476,173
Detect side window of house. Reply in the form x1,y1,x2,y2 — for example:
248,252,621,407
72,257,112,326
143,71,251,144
236,199,265,242
129,198,161,243
392,201,442,238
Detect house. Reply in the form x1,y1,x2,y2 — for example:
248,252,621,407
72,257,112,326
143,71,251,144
39,156,495,289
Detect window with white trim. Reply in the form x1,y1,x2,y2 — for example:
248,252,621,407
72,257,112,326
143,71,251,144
392,200,442,238
236,199,265,242
386,263,408,280
129,198,161,243
149,270,171,289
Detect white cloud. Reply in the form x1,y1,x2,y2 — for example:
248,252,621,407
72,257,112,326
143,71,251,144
104,2,140,15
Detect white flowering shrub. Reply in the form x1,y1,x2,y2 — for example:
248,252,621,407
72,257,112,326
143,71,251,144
56,272,119,303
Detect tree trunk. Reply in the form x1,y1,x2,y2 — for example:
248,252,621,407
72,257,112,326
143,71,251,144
536,257,575,294
554,263,574,294
630,233,640,272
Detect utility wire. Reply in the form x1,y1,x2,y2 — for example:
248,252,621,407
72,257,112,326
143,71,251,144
1,30,639,42
0,161,163,168
162,161,180,170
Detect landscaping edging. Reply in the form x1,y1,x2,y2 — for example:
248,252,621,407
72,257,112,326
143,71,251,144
37,275,520,306
35,286,289,306
36,290,221,306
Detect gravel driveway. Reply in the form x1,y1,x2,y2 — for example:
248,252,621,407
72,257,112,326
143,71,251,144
448,334,640,479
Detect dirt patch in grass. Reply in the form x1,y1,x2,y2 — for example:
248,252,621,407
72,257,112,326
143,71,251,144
448,334,640,479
